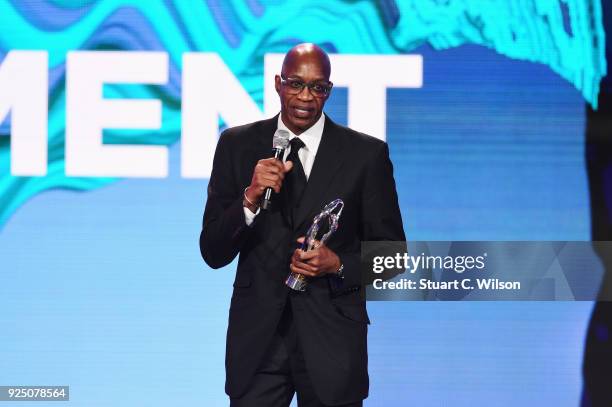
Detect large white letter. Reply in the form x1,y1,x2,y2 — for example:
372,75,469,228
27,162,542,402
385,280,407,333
0,51,48,176
181,53,263,178
265,54,423,141
65,51,168,177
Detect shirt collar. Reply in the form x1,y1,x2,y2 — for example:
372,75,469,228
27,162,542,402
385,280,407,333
277,113,325,152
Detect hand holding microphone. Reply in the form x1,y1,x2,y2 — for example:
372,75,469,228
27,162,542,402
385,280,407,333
244,129,293,212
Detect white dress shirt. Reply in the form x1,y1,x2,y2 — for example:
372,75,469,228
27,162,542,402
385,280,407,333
244,113,326,225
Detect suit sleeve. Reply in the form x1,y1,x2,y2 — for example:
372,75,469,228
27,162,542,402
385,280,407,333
199,130,253,269
338,142,406,289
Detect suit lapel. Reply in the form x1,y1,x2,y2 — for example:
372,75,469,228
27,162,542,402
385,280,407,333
293,116,344,231
252,115,278,157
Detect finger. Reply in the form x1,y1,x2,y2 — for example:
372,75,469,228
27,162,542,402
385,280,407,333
292,250,318,270
283,161,294,173
292,249,306,263
258,177,282,193
260,173,282,183
269,158,286,170
290,263,317,277
292,259,318,273
299,238,323,250
254,181,281,194
296,236,305,244
263,169,285,182
303,256,321,267
299,249,319,260
256,178,279,188
260,164,285,176
259,173,285,186
261,157,284,165
258,157,284,168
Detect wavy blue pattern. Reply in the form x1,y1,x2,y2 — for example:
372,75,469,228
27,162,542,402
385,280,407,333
8,0,95,31
0,0,607,227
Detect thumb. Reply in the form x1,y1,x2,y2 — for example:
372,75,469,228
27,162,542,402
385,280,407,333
284,161,294,172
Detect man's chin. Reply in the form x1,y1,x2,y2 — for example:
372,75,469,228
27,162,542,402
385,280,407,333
287,116,315,132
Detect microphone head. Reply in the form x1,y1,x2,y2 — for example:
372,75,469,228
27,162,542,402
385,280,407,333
273,129,290,150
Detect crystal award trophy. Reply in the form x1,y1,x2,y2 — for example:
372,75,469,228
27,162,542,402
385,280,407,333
285,199,345,291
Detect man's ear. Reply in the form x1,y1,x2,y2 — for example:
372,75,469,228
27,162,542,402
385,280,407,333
324,83,333,101
275,75,281,95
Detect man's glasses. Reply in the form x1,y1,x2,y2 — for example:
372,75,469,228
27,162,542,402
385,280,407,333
280,75,333,97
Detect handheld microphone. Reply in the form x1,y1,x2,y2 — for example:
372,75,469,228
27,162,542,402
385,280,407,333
262,129,290,210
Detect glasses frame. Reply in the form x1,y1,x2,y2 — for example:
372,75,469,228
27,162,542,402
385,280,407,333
280,75,333,98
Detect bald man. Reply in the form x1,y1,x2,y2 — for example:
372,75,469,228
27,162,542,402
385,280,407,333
200,43,405,407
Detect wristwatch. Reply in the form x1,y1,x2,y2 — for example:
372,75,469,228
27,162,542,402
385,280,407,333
336,263,345,279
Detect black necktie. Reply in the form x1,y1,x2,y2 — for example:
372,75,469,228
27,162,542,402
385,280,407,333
285,137,307,223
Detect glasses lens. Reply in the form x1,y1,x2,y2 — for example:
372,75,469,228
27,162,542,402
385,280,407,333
283,77,330,97
285,79,304,93
310,84,329,97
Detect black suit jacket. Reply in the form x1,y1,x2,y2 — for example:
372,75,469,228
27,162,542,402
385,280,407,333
199,114,405,405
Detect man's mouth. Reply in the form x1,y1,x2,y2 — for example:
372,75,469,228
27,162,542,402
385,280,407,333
291,106,314,118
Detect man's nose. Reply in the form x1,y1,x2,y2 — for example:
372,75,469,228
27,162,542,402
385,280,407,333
297,85,314,101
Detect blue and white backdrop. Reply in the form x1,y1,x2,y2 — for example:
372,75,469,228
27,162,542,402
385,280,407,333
0,1,608,405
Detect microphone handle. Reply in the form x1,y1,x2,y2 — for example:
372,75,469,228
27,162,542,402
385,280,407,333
261,147,284,210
